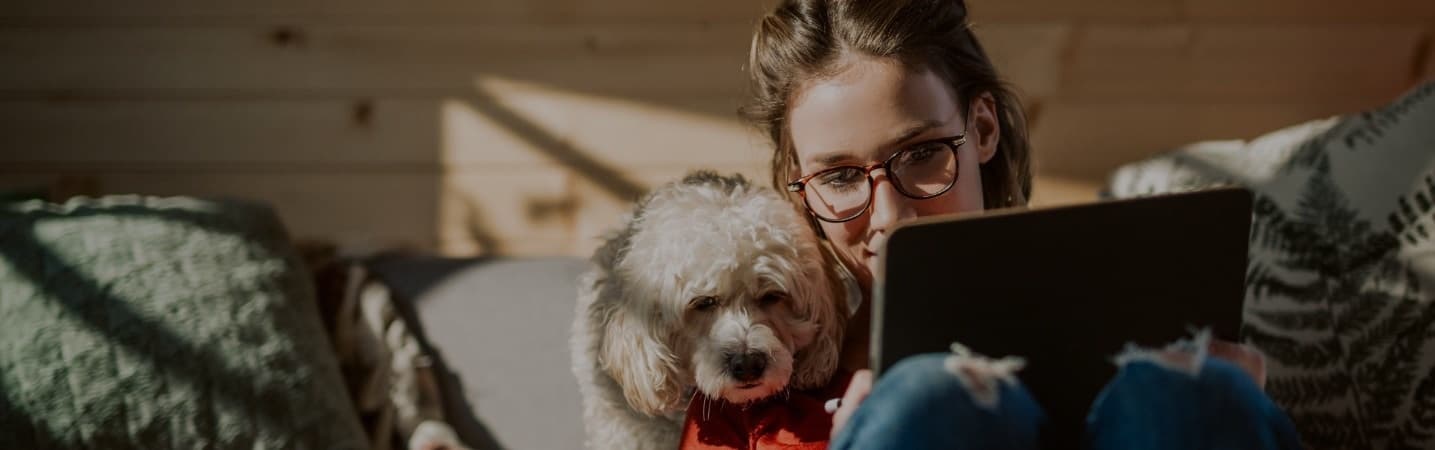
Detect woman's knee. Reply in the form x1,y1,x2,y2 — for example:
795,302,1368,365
1107,357,1265,405
1087,357,1300,450
833,351,1043,450
876,350,1035,412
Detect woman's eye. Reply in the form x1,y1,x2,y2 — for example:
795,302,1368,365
691,296,719,311
905,143,942,162
816,168,865,190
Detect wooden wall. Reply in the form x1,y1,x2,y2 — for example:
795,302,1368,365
2,0,1431,256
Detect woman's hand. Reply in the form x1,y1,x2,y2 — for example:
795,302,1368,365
830,369,873,440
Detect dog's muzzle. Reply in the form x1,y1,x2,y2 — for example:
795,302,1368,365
726,352,768,383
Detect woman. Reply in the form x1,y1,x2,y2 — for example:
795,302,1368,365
742,0,1303,448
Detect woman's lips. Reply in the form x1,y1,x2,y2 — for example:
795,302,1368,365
862,245,884,281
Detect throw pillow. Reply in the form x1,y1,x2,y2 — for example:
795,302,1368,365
1106,81,1435,449
0,196,367,449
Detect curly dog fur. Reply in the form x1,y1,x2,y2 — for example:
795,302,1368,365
570,172,846,449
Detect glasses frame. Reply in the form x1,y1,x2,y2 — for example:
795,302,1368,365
786,133,967,223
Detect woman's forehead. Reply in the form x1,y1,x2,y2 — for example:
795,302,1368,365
788,58,961,167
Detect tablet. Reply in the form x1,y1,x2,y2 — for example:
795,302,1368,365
874,188,1252,446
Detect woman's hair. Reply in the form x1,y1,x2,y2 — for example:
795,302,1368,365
743,0,1032,210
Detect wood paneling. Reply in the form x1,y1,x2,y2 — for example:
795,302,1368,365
1062,25,1423,102
441,168,572,256
1031,100,1378,180
6,0,1433,256
966,0,1181,21
1184,0,1435,22
0,99,439,165
974,23,1072,101
0,0,769,24
0,92,757,168
0,25,752,103
1425,34,1435,83
440,80,761,167
1029,175,1102,207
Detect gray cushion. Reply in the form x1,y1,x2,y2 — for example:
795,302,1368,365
1107,81,1435,449
0,196,366,449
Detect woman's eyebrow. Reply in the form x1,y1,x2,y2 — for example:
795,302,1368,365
804,119,943,168
810,151,856,167
884,120,943,149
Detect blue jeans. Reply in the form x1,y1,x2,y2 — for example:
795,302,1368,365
831,353,1302,450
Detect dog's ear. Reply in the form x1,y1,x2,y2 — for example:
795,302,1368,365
598,302,685,416
789,242,847,390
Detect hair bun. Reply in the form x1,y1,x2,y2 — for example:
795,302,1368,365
950,0,968,19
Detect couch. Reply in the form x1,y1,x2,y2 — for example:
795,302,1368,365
3,80,1431,450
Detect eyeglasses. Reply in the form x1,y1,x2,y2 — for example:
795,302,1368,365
786,133,965,223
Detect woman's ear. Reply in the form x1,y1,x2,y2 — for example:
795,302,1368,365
598,303,684,416
970,92,1000,164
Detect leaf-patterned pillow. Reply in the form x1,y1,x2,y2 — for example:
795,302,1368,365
1106,81,1435,450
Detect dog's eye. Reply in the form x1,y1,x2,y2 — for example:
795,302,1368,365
758,292,788,307
690,296,719,311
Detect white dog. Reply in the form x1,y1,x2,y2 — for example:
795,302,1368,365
570,172,846,449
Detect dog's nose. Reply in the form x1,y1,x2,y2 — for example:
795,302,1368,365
728,352,768,383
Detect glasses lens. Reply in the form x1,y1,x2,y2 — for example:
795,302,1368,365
892,141,957,198
805,167,870,221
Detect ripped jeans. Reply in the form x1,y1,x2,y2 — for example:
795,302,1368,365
830,342,1303,450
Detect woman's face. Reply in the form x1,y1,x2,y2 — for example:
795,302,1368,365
787,56,1000,292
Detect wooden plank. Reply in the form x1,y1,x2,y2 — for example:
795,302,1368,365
0,99,440,165
0,171,440,251
1062,25,1423,102
1031,100,1379,181
0,0,546,23
0,24,754,102
966,0,1180,20
0,0,769,24
1185,0,1435,22
973,23,1072,101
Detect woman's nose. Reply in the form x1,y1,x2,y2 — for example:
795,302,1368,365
868,170,917,232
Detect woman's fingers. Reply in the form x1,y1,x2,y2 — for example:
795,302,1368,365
1208,339,1267,390
831,369,873,440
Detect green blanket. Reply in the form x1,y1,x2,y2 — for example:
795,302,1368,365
0,196,366,449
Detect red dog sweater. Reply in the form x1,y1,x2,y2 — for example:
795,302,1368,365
679,370,854,450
